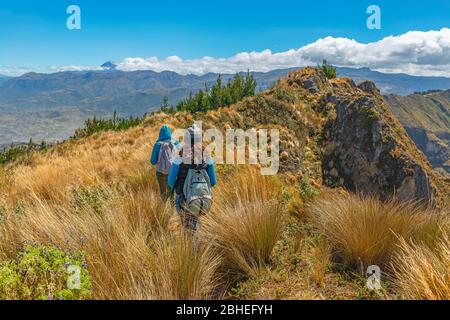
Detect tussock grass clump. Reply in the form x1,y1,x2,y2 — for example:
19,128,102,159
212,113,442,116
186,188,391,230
202,167,284,277
148,234,223,300
202,199,283,277
307,193,447,268
392,233,450,300
121,188,173,236
213,166,282,205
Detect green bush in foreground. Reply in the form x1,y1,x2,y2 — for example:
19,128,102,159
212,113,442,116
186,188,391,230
0,244,91,300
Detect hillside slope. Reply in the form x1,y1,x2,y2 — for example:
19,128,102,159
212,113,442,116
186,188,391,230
385,91,450,174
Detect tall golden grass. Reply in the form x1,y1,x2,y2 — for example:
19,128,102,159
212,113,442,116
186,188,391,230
307,193,448,268
148,233,223,300
391,233,450,300
212,166,283,204
201,167,284,277
0,127,173,299
0,186,175,299
202,199,283,277
301,237,331,287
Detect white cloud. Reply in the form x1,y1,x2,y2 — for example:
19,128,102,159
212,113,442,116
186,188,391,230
114,28,450,77
6,28,450,77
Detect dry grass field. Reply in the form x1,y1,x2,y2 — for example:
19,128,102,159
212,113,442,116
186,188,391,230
0,117,448,300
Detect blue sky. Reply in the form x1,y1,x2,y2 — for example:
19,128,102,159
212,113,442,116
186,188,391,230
1,0,450,76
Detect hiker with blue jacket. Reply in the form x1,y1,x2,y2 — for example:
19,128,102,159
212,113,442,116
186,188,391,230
150,125,180,200
168,125,217,233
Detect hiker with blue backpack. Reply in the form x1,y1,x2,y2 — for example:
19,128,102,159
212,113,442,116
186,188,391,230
150,125,180,200
168,125,217,233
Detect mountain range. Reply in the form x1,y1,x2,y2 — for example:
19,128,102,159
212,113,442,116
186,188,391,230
0,68,288,145
0,75,10,85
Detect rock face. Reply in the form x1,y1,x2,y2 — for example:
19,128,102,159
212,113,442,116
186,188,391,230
323,94,434,203
277,68,448,208
306,72,448,207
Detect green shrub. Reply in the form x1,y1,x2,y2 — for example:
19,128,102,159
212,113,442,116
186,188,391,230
319,60,337,80
299,176,319,202
72,111,143,139
176,72,257,113
72,186,110,214
0,244,91,300
0,141,48,165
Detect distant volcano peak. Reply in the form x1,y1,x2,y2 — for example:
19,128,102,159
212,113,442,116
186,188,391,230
101,61,117,70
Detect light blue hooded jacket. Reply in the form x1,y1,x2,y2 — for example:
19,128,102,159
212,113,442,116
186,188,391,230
150,126,180,166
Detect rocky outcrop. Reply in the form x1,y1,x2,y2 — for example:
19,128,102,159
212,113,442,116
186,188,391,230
322,94,434,204
357,81,380,95
286,68,448,208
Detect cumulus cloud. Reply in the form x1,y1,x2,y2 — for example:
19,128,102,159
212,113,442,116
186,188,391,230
10,28,450,77
114,28,450,77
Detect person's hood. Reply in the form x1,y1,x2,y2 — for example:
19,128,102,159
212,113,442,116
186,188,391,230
185,124,202,143
158,125,172,141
